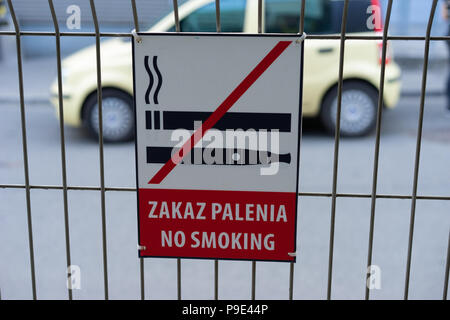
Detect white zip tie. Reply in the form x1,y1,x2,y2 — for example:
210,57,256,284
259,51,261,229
132,29,142,43
137,244,146,251
296,32,307,44
288,252,297,257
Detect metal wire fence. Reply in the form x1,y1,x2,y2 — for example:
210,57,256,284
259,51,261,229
0,0,449,300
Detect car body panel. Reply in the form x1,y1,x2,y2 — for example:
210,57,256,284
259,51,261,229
303,36,401,116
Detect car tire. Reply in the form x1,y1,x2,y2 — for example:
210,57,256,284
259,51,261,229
83,89,135,143
320,81,379,137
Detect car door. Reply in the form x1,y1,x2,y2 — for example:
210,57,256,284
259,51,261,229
263,0,341,117
170,0,248,33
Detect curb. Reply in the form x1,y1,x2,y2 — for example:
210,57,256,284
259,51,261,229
401,91,444,97
396,57,448,69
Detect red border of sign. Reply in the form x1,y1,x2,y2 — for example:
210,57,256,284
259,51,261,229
138,188,297,261
132,33,304,263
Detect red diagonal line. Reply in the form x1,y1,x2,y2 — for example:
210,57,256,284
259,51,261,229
149,40,292,184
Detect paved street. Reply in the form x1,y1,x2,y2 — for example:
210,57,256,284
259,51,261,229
0,85,449,299
1,0,450,303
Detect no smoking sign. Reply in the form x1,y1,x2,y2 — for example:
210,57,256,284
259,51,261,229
133,34,303,262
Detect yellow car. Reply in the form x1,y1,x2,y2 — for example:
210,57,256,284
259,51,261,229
0,0,7,23
50,0,401,142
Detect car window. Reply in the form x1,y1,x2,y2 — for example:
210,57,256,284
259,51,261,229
0,0,6,20
265,0,332,34
265,0,374,34
176,0,246,32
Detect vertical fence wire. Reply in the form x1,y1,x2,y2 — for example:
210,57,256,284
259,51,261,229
257,0,263,34
215,0,221,33
214,0,220,301
48,0,73,301
288,0,306,301
131,0,139,31
444,231,450,300
130,0,145,301
251,259,256,300
5,0,37,300
326,0,349,300
288,262,295,300
404,0,438,300
177,258,182,300
173,0,180,32
89,0,109,300
299,0,305,35
214,259,218,300
173,0,181,298
250,0,265,301
365,0,393,301
139,253,145,300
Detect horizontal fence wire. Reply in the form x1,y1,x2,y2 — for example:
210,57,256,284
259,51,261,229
1,0,449,301
1,184,450,201
0,30,450,41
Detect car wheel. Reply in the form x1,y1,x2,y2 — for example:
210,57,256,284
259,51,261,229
320,82,378,137
83,89,135,143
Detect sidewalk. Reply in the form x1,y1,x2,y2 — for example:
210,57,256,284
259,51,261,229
398,61,447,97
392,40,447,96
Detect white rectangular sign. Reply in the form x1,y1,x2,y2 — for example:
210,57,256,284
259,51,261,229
133,34,303,262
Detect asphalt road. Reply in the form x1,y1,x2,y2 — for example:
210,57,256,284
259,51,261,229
0,94,449,300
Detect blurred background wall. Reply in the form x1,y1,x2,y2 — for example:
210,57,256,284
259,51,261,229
0,0,448,61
